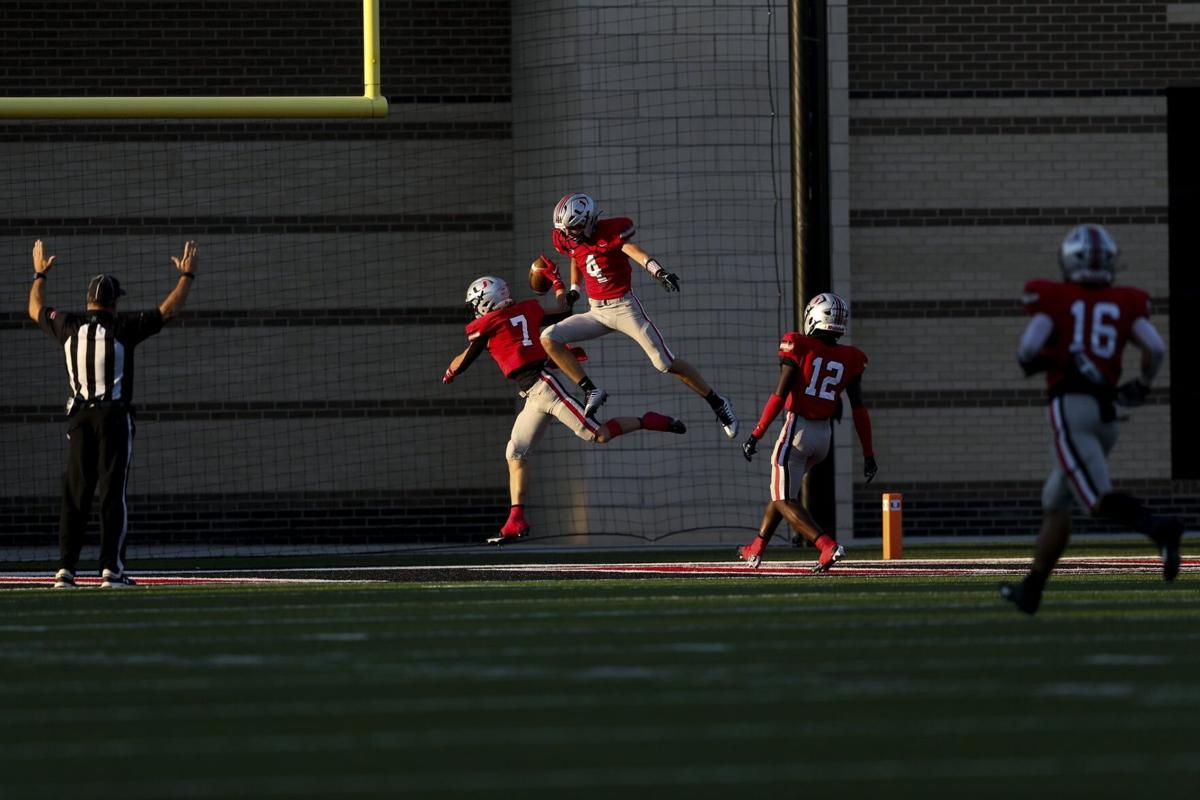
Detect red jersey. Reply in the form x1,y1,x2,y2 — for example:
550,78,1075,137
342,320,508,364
1022,279,1150,391
465,299,548,379
551,216,637,301
778,333,868,419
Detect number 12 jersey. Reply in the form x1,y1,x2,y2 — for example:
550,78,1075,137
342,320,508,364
778,332,868,420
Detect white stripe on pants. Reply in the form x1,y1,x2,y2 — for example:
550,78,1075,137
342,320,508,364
542,292,675,373
769,412,832,501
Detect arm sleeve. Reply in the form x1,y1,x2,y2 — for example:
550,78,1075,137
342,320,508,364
1130,317,1166,383
1017,313,1055,365
751,394,785,439
751,362,798,438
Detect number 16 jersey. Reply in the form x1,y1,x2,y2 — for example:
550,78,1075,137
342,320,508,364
778,332,868,420
1022,279,1150,393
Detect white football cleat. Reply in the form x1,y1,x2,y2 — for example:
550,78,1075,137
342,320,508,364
713,394,738,438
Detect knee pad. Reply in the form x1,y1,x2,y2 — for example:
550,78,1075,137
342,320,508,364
652,354,674,374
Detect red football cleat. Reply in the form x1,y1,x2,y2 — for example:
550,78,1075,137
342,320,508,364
487,518,529,545
738,536,767,569
812,543,845,573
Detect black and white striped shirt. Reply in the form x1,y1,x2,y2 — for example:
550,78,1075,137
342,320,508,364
38,308,164,415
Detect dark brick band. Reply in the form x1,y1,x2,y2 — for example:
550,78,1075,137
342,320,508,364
851,115,1166,137
0,1,511,102
854,298,1171,319
865,389,1168,411
849,1,1200,97
850,89,1166,100
851,207,1168,228
0,120,512,143
0,398,516,425
1,307,472,331
853,478,1200,537
0,214,513,237
0,488,511,548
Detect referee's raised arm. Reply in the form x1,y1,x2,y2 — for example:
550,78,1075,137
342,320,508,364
159,240,198,321
28,239,57,322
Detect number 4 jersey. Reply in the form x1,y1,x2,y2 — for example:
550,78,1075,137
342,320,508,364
778,332,868,419
466,299,548,378
1022,279,1150,392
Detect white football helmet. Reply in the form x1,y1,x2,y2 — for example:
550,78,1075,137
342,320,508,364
1059,223,1118,284
553,192,600,241
465,276,512,317
804,292,849,337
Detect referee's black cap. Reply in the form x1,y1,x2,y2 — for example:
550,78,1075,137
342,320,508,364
87,274,126,307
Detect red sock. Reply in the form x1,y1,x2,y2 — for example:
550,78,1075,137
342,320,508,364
639,412,673,432
507,505,525,522
814,534,835,551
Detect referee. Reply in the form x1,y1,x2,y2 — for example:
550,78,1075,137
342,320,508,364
28,239,197,588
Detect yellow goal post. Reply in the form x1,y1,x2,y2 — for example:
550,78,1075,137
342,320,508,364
0,0,387,119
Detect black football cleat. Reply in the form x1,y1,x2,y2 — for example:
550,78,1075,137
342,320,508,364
1000,579,1042,615
1153,518,1184,582
667,417,687,435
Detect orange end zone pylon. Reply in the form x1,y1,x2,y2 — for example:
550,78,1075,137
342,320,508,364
882,492,903,560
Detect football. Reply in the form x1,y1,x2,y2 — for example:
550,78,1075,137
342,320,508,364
529,254,559,295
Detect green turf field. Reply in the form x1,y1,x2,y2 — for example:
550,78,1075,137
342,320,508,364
2,570,1198,798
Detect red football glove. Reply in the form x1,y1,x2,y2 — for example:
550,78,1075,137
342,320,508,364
442,367,455,384
532,254,565,293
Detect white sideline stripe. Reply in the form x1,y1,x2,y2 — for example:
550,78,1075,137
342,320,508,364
42,554,1191,575
0,575,384,587
3,555,1197,587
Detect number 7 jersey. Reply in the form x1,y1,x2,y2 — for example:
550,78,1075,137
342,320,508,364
778,332,868,419
466,298,548,378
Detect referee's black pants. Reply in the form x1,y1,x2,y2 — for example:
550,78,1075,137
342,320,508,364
59,406,135,574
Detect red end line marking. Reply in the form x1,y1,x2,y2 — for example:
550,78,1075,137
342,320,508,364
537,564,1190,577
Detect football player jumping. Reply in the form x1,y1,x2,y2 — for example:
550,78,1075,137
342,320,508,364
443,275,686,545
739,293,878,572
539,193,738,438
1001,224,1185,614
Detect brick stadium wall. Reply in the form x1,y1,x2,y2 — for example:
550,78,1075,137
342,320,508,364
844,1,1200,537
0,0,787,554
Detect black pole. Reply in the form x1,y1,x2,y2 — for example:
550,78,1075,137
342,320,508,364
790,0,835,537
1167,88,1200,479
